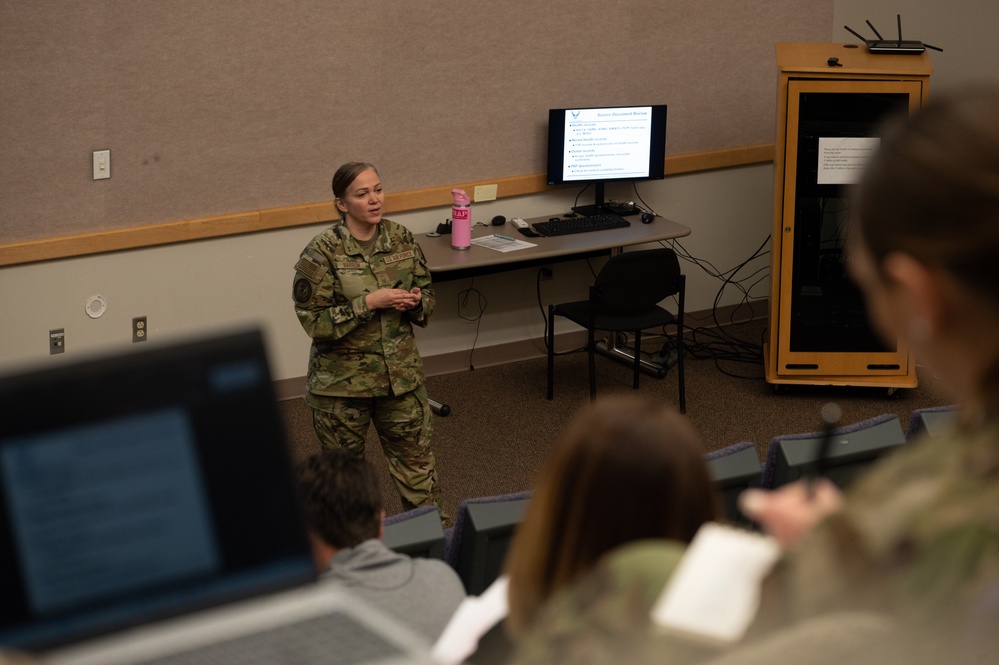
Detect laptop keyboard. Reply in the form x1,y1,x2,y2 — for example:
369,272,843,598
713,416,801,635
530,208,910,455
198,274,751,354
135,612,405,665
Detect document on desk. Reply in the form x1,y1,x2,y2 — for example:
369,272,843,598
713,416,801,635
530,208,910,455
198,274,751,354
471,235,536,253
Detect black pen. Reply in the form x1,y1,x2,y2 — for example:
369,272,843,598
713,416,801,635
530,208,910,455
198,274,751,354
810,402,842,498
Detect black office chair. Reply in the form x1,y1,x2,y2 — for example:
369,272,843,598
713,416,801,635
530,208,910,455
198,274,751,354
547,248,685,412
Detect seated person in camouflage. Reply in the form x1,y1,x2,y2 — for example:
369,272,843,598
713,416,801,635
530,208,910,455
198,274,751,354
293,161,445,519
296,449,466,642
739,86,999,663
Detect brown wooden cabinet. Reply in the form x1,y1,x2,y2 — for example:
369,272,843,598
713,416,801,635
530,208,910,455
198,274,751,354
764,43,932,390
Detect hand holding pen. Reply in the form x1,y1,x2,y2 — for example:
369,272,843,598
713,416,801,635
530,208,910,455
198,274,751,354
738,402,845,549
810,402,842,498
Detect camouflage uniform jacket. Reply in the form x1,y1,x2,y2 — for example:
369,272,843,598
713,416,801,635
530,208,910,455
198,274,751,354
293,219,435,398
772,418,999,640
510,540,720,665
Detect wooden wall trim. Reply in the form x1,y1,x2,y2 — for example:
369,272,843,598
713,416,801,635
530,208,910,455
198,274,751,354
0,144,773,268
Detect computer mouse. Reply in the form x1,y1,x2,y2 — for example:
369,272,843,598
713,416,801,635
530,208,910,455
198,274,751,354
491,215,506,226
641,212,655,224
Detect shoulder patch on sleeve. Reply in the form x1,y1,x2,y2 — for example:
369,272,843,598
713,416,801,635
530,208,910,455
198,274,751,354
293,277,314,304
295,250,328,283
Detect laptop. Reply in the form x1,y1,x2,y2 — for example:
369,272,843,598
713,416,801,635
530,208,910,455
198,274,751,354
0,329,434,664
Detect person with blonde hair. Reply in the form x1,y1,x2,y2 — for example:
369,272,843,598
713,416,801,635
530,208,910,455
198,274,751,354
293,162,445,519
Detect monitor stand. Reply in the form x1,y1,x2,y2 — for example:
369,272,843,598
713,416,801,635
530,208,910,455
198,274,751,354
571,181,607,217
571,203,611,217
571,182,640,217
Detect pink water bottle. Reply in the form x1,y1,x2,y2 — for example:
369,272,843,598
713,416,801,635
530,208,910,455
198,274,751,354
451,188,471,250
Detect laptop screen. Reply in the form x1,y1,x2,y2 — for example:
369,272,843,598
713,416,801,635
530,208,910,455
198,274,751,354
0,330,315,651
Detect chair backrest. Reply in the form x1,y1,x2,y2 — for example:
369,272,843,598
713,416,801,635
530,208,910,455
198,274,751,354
760,413,906,490
443,490,532,594
906,404,960,441
592,248,681,311
382,505,445,559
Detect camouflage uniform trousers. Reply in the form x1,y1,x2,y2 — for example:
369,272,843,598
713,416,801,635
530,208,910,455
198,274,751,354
310,385,448,522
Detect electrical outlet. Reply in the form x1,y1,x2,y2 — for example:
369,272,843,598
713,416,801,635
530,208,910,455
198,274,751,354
132,316,147,343
540,265,553,281
49,328,65,354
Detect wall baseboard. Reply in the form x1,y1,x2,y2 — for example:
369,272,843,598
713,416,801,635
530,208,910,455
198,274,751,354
274,299,768,401
272,330,589,401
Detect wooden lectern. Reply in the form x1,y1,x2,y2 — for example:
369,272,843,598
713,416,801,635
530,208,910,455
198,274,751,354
764,42,932,392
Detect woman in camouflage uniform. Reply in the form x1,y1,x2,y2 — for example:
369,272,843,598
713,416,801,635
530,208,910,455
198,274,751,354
740,86,999,657
293,162,445,519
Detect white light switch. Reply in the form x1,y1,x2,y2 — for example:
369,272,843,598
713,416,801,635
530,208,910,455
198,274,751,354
93,149,111,180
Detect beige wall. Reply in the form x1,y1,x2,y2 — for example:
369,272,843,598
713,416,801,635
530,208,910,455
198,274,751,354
0,165,774,381
833,1,999,90
0,1,830,245
3,0,997,384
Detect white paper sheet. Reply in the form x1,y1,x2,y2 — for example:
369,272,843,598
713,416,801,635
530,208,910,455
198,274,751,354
470,235,537,252
431,576,509,665
650,522,781,644
817,136,880,185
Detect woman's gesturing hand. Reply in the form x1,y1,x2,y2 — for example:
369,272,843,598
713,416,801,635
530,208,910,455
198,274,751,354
366,288,422,312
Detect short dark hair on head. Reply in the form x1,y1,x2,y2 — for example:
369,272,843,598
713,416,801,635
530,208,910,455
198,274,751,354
331,162,378,199
295,448,383,549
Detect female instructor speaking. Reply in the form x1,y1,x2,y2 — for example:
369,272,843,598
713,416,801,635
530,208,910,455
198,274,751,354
292,162,445,521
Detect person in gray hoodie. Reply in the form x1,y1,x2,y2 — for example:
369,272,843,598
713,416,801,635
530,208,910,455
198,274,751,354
295,448,465,642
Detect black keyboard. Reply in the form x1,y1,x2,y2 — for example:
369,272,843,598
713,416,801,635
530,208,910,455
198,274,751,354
532,213,631,237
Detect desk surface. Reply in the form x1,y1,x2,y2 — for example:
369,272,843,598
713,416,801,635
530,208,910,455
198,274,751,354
419,213,691,278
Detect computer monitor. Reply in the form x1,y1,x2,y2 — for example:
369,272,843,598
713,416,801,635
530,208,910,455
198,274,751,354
767,416,907,490
546,104,667,217
705,444,762,526
0,329,314,650
451,497,529,595
382,508,446,560
906,405,959,441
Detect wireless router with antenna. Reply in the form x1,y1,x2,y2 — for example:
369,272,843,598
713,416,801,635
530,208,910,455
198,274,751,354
844,14,942,54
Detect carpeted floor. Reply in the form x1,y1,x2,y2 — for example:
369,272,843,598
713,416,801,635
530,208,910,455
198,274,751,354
279,319,952,519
